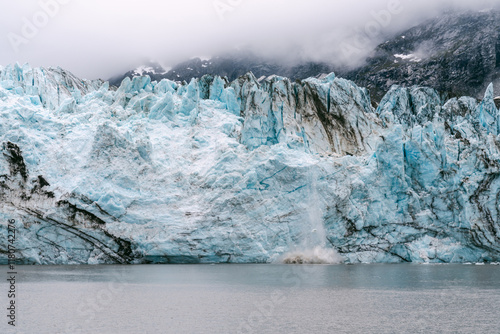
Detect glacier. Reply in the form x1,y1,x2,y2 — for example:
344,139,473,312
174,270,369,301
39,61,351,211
0,63,499,264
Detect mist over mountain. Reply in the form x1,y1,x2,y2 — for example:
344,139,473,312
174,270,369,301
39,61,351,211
109,9,500,103
345,9,500,101
108,52,335,88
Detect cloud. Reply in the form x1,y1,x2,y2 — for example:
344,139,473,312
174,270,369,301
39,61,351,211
0,0,498,80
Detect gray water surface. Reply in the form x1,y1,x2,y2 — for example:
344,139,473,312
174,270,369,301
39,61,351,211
1,264,499,333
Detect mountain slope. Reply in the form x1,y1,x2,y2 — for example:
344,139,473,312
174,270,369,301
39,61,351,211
110,10,500,103
109,53,334,87
344,10,500,101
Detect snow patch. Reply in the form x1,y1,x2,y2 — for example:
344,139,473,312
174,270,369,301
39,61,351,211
394,54,422,62
133,66,155,76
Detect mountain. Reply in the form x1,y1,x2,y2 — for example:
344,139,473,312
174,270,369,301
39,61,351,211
344,9,500,101
109,52,334,88
110,61,169,85
110,10,500,104
1,63,500,264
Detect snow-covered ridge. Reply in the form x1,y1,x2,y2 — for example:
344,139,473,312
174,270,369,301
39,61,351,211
0,63,499,264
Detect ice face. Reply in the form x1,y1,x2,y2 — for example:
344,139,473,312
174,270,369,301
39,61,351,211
0,63,499,264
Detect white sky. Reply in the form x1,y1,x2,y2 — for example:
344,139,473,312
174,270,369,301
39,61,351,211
0,0,498,79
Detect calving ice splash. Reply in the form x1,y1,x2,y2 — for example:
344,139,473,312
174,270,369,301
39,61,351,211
281,170,343,264
281,247,343,264
0,63,499,264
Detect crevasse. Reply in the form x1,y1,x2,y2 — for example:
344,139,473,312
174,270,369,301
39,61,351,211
0,63,499,264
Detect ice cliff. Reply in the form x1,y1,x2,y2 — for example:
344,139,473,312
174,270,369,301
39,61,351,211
0,63,499,264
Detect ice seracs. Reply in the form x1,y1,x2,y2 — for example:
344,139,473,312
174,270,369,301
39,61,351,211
0,63,499,264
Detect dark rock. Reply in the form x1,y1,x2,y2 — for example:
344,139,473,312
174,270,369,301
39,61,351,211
343,10,500,101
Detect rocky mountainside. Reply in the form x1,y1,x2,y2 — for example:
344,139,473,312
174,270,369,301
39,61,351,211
1,63,500,264
109,53,334,88
345,9,500,101
110,10,500,104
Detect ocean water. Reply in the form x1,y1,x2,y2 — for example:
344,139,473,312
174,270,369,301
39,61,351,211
1,264,499,333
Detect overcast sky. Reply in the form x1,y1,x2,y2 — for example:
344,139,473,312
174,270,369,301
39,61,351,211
0,0,499,80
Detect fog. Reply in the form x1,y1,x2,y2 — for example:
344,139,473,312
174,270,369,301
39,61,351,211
0,0,499,79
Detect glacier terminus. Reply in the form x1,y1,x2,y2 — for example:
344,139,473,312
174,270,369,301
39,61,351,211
0,63,499,264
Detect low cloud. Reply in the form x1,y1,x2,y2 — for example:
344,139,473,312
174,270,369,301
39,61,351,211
0,0,498,80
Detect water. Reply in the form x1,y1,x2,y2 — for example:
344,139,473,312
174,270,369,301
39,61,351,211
1,264,499,333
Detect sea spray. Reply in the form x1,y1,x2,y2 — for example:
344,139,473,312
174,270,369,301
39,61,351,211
281,246,343,264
